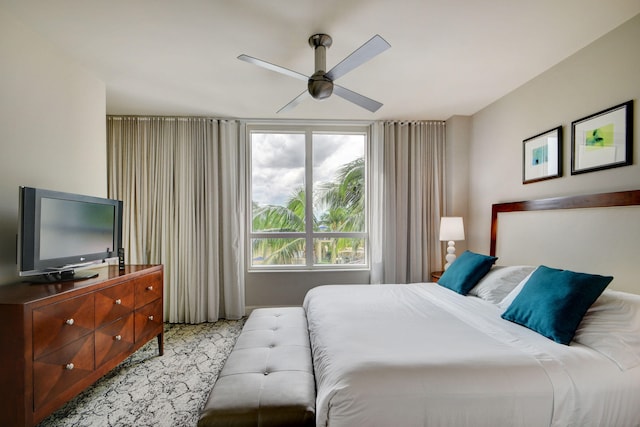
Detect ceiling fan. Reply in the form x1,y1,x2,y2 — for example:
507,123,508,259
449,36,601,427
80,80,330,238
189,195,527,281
238,34,391,113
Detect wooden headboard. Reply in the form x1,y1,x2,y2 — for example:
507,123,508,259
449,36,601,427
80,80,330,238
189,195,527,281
490,189,640,293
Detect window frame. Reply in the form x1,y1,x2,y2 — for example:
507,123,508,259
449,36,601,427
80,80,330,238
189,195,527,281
246,122,370,271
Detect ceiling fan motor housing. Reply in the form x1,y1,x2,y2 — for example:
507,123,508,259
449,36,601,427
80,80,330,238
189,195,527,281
308,34,334,100
308,72,333,99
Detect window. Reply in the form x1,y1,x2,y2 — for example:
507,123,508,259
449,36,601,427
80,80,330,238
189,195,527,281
248,124,368,269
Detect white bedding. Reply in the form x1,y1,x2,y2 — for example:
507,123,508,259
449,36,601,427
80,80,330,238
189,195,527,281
303,283,640,427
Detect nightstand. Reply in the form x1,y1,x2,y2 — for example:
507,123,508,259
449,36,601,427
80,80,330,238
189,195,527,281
431,270,444,282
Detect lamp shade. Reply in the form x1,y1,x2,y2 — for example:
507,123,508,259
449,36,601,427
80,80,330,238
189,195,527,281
439,217,465,241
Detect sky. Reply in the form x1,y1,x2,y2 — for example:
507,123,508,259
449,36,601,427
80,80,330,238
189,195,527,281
251,132,365,207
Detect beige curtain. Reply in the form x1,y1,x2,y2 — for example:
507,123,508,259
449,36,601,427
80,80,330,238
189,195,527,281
370,121,446,284
107,116,245,323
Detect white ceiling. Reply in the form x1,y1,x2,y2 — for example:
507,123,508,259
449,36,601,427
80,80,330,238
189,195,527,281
2,0,639,120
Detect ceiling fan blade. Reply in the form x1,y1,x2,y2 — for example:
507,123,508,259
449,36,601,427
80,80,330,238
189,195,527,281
277,90,310,113
333,85,383,113
325,35,391,81
238,54,308,81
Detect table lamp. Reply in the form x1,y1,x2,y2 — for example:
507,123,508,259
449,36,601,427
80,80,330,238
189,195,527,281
439,217,465,270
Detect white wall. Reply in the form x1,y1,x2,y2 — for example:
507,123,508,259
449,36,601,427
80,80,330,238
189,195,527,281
246,270,369,309
0,8,107,285
444,115,471,255
465,13,640,255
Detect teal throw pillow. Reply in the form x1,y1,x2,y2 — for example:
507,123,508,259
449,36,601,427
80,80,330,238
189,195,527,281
437,250,498,295
501,265,613,345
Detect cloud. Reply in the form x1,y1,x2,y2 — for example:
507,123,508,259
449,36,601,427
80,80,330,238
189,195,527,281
252,133,304,169
313,134,364,184
251,132,364,207
252,165,304,206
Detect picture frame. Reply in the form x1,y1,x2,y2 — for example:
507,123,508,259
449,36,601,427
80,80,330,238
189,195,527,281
523,126,562,184
571,100,633,175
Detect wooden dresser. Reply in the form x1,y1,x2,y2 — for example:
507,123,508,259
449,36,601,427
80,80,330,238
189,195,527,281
0,264,163,427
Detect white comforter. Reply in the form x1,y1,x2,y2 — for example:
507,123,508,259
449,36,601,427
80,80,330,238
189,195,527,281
303,283,640,427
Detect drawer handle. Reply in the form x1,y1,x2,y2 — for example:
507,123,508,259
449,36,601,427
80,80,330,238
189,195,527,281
148,315,154,321
115,299,122,305
114,335,122,341
146,286,153,291
65,363,74,370
65,318,75,326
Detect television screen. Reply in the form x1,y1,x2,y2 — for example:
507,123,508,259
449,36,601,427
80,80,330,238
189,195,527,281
18,186,123,281
40,198,116,260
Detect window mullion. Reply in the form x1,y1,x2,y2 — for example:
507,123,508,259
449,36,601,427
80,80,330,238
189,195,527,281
305,129,314,266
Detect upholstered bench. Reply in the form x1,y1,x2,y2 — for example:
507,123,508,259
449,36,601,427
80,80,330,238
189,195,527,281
198,307,316,427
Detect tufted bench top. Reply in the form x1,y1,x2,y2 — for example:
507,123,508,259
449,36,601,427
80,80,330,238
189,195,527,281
198,307,316,427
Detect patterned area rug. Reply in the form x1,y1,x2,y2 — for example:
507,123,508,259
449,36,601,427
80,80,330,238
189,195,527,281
37,320,245,427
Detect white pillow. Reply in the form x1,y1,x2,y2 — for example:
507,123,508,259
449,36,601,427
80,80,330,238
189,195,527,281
497,268,537,310
573,289,640,370
468,265,536,305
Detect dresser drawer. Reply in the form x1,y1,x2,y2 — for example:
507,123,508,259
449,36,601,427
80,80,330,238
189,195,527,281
95,313,134,368
135,298,163,343
95,281,134,327
33,333,94,411
134,271,162,308
33,294,95,359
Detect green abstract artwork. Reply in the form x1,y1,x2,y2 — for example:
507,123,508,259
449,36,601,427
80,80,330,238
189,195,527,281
532,145,548,166
585,123,614,149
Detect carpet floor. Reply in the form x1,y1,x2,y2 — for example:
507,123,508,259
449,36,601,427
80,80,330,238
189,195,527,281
37,319,245,427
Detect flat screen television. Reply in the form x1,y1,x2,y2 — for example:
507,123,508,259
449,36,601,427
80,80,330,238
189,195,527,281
18,186,123,282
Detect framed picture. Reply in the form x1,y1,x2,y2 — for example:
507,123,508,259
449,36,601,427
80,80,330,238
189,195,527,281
571,100,633,175
523,126,562,184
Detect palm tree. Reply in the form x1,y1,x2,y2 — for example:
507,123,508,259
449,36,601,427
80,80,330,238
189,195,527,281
251,188,306,265
316,157,364,232
252,188,305,232
316,158,365,263
317,207,348,263
252,157,364,265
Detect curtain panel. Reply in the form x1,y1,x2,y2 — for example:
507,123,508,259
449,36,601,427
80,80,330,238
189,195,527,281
107,116,245,323
370,121,446,284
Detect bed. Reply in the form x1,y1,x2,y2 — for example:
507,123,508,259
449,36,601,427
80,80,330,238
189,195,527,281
302,189,640,427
